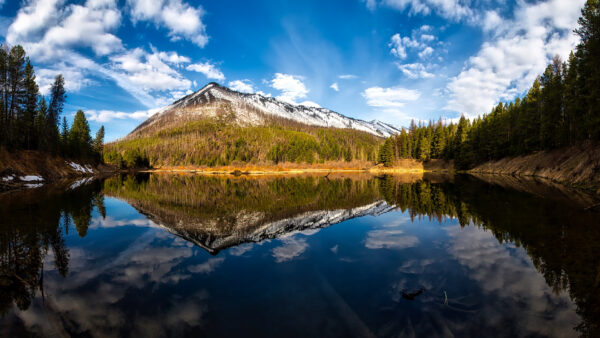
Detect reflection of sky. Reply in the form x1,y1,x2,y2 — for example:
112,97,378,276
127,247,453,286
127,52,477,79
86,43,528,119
5,198,582,337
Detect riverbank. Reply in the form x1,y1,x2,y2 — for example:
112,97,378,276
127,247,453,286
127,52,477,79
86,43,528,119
0,148,116,192
469,141,600,192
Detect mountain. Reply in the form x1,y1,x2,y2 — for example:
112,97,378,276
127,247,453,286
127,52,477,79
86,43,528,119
128,82,400,139
103,174,395,254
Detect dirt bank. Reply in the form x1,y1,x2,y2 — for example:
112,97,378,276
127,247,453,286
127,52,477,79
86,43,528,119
0,148,116,192
469,142,600,191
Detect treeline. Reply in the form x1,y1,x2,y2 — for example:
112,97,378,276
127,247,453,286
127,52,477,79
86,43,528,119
0,45,104,161
379,0,600,169
105,117,381,168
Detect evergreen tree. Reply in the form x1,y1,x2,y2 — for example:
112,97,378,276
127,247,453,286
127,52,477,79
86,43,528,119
68,110,92,158
45,75,66,152
22,61,38,149
93,125,105,158
34,97,47,149
61,116,69,155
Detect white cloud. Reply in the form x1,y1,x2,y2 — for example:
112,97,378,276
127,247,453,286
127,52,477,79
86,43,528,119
152,48,191,65
127,0,209,47
299,100,321,108
112,48,192,91
8,0,123,60
228,79,254,93
272,236,309,263
330,82,339,91
339,74,358,79
395,63,434,79
362,86,420,108
269,73,309,104
188,257,225,274
37,66,95,95
6,0,63,46
380,0,473,22
446,0,586,116
418,46,434,59
389,28,437,61
365,229,419,250
186,62,225,81
85,107,162,122
389,33,419,59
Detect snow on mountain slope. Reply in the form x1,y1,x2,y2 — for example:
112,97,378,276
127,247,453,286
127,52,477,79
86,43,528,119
128,82,401,138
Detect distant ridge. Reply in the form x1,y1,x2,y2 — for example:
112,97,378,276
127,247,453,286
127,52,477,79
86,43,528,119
128,82,400,138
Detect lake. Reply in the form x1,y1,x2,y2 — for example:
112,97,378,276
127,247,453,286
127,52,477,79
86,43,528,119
1,173,599,337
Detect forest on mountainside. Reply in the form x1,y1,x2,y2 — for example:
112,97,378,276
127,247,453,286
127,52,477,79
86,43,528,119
0,45,104,162
378,0,600,169
104,117,382,168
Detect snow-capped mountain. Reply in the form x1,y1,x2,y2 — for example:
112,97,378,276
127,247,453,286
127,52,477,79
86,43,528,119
129,199,394,255
128,82,400,138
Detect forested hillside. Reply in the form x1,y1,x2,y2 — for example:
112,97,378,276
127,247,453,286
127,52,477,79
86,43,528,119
378,0,600,169
104,117,382,168
0,45,104,162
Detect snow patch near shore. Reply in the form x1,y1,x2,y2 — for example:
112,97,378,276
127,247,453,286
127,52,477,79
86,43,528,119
24,183,43,188
20,175,44,182
2,175,14,182
67,161,94,174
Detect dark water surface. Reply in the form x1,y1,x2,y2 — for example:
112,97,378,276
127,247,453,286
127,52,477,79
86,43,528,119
1,173,599,337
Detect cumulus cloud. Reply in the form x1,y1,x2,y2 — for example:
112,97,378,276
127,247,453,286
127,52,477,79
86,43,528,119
272,236,309,263
7,0,123,60
395,63,434,79
5,0,204,109
389,27,437,61
84,107,163,123
446,0,586,116
330,82,339,91
127,0,209,47
112,48,192,91
228,79,254,93
37,66,95,95
379,0,473,22
188,257,225,274
362,86,420,108
269,73,309,104
186,62,225,81
364,229,419,250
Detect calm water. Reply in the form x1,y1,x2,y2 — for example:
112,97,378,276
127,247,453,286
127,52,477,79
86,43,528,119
1,173,599,337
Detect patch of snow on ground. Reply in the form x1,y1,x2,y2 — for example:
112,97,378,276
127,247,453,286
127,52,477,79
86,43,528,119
67,161,94,174
2,175,14,182
24,183,43,188
20,175,44,181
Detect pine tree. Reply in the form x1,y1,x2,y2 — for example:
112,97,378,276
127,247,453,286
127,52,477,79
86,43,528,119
22,61,38,149
93,125,105,158
34,97,47,149
45,75,66,152
575,0,600,139
61,116,69,156
68,110,92,158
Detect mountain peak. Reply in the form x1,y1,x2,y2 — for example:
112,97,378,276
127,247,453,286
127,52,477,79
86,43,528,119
129,83,400,138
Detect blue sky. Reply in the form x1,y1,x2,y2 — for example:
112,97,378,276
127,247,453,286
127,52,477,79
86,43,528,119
0,0,586,141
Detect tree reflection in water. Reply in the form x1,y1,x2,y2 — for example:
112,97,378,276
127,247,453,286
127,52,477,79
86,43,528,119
0,180,105,314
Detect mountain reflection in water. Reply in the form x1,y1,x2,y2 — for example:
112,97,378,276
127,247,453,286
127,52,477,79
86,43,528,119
0,173,598,337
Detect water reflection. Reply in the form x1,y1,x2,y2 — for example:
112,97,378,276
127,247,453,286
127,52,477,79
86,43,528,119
0,173,598,337
0,180,104,315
